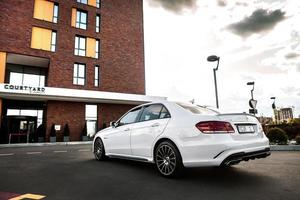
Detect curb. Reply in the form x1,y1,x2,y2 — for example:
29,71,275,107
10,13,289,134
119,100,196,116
270,145,300,151
0,142,299,151
0,141,93,148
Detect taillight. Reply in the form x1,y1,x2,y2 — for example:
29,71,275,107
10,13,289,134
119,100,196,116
196,121,235,133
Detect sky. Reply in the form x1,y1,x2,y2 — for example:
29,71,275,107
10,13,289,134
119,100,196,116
143,0,300,117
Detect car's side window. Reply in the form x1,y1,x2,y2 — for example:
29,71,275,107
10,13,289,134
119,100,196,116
159,106,171,119
119,107,142,126
139,104,163,122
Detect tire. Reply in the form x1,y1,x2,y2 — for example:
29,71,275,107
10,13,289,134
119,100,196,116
155,141,183,178
94,138,107,161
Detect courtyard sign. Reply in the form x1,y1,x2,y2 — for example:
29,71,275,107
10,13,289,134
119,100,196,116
4,84,46,93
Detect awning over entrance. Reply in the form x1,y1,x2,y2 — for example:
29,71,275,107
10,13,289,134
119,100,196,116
0,83,166,105
7,53,49,68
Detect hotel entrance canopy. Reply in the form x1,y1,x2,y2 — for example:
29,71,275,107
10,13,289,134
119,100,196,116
0,83,166,105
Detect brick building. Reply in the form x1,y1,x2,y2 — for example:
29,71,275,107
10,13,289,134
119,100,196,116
0,0,164,143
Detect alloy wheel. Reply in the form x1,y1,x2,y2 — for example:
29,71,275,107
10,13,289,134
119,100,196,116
94,138,103,160
156,144,177,176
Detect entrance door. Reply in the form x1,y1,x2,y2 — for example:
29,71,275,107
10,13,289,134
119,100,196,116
5,116,37,143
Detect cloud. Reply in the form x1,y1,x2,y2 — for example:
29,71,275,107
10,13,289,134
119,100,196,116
235,2,248,6
227,9,286,37
285,52,300,59
217,0,227,7
297,63,300,72
148,0,197,13
281,86,300,96
231,47,288,74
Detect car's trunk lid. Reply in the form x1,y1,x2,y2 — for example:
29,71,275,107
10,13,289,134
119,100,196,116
216,113,264,140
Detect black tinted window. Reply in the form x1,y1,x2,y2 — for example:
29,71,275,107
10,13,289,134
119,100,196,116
119,107,142,125
140,104,162,122
159,107,171,119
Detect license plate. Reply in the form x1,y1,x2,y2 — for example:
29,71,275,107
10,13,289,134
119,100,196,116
237,125,255,133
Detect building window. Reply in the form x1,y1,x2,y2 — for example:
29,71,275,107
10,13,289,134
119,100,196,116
7,109,44,127
75,36,99,58
76,10,87,30
31,27,56,52
95,40,99,59
94,65,100,87
7,65,46,87
77,0,88,4
96,0,100,8
85,105,98,137
86,38,99,58
73,63,85,85
96,15,100,33
34,0,59,23
53,3,59,23
77,0,100,8
51,31,57,52
74,36,86,56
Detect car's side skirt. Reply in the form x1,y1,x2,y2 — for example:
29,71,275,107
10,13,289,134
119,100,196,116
106,154,154,163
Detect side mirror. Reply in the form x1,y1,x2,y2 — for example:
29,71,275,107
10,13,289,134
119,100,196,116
110,121,117,128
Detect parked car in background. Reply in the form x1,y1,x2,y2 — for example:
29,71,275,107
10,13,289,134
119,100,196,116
93,101,270,177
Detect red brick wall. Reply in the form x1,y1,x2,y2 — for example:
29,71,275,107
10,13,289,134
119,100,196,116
46,101,85,142
46,101,136,141
0,0,145,94
98,103,136,129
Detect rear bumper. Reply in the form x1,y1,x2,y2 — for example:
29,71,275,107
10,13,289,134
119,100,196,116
181,137,270,167
220,147,271,166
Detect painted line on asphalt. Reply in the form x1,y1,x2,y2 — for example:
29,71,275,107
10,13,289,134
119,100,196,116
78,149,90,152
0,153,14,156
53,150,67,153
9,193,46,200
26,152,42,155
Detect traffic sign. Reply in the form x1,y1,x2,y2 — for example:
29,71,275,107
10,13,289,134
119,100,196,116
249,99,257,109
249,109,258,114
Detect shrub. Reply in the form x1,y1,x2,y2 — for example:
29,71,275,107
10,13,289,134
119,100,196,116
81,122,87,138
63,123,70,137
265,124,300,140
50,124,56,137
295,135,300,145
267,128,288,145
37,124,46,137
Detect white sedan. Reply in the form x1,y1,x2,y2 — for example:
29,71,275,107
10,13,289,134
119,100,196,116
92,101,270,177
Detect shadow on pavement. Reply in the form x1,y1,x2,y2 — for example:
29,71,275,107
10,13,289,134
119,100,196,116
88,157,276,186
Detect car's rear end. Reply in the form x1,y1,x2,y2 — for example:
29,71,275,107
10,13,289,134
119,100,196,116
171,103,270,168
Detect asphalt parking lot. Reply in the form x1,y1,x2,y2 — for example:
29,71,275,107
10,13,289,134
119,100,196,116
0,144,299,200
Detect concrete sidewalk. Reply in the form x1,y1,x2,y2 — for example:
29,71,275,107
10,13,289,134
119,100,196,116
0,142,299,150
270,145,300,151
0,141,92,148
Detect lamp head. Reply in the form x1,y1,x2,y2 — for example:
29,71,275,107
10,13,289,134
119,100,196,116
207,55,219,62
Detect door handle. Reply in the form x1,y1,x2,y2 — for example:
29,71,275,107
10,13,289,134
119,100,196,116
151,123,160,127
124,128,130,131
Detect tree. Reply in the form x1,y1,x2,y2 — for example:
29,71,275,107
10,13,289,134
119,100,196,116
267,128,288,144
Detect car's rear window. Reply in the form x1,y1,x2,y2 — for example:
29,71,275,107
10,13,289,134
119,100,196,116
176,103,219,115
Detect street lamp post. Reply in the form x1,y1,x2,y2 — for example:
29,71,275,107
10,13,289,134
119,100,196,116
247,81,255,99
271,97,276,109
271,97,277,124
247,82,257,115
207,55,220,109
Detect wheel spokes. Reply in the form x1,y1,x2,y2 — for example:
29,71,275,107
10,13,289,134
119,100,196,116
94,140,102,158
156,145,177,175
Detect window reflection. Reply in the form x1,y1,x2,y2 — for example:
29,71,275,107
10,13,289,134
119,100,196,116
7,64,46,87
85,105,97,137
7,109,44,127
